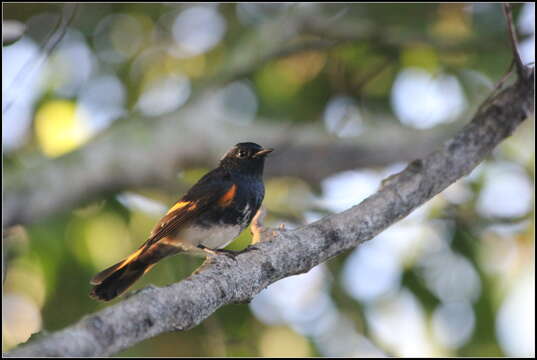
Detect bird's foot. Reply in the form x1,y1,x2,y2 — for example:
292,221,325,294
198,245,258,260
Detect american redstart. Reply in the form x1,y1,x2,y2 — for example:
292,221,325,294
90,142,273,301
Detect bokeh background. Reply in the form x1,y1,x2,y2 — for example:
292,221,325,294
2,3,535,357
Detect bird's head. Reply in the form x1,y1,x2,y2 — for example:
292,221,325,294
219,142,273,176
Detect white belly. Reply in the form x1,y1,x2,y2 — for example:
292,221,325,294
179,224,242,249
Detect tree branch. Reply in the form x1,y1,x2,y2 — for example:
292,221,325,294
6,56,533,357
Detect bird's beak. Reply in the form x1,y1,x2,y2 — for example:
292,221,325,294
254,148,274,158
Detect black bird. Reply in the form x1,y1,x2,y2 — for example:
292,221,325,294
90,142,273,301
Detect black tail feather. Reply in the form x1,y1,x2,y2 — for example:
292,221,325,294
89,261,152,301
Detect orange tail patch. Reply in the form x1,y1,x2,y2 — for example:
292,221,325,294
90,247,145,285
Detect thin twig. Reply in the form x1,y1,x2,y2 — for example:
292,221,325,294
502,3,525,78
2,4,78,114
250,208,267,244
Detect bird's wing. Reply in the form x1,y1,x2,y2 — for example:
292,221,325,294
143,173,235,248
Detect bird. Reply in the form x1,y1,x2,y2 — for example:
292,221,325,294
89,142,273,301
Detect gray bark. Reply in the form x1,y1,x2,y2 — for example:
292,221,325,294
6,62,533,357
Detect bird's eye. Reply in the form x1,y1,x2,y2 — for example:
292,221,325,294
237,150,248,158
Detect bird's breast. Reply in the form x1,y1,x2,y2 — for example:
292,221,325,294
185,178,263,249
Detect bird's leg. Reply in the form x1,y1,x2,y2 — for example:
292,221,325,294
197,244,257,260
197,244,240,260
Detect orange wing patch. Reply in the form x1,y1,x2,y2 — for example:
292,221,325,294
218,184,237,207
166,201,194,215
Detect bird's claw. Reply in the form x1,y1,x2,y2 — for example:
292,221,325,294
214,248,241,260
198,245,259,261
246,245,260,251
